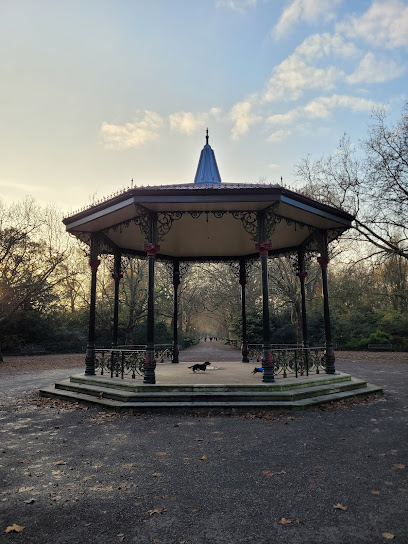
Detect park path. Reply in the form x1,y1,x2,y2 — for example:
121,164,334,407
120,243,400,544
178,339,242,363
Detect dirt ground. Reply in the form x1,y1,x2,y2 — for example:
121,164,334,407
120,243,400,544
0,349,406,373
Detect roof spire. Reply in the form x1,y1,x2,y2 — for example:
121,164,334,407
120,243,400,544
194,130,222,184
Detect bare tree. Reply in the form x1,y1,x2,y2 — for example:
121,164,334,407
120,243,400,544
295,102,408,261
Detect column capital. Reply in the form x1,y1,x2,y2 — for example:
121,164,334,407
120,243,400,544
173,277,180,288
112,272,123,282
296,271,308,280
317,256,330,268
89,259,101,271
144,243,160,257
255,242,273,255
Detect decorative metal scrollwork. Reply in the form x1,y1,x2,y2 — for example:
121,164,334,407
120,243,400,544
231,211,258,240
157,212,184,241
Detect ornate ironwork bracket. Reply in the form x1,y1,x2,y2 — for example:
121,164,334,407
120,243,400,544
157,212,184,241
231,211,258,241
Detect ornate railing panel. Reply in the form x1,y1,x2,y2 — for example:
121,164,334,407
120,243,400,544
248,345,326,378
94,344,174,379
95,349,146,379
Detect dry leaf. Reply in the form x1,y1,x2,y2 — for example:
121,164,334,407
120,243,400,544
156,452,167,456
52,461,66,466
280,517,292,525
18,487,34,493
371,490,381,495
333,503,348,510
24,498,36,504
391,450,398,455
392,464,405,469
200,456,208,461
262,470,274,477
152,473,162,477
5,524,25,533
382,533,395,540
148,508,166,516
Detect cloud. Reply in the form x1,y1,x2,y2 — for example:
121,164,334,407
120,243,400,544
169,112,207,135
215,0,257,12
267,94,379,128
273,0,342,40
346,52,404,84
263,54,343,102
229,98,261,139
337,0,408,49
169,108,222,135
267,129,292,142
100,111,163,150
295,32,360,60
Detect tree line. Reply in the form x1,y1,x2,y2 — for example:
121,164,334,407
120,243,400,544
0,102,407,358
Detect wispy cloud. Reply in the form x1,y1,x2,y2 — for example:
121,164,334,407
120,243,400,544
295,32,360,61
169,112,207,135
263,55,343,103
267,94,379,129
229,98,261,139
347,52,404,84
100,111,163,150
337,0,408,49
169,108,222,135
267,129,292,142
215,0,257,13
273,0,342,40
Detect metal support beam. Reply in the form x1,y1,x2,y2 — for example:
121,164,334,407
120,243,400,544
317,231,336,374
172,260,180,363
112,252,123,348
239,258,249,363
144,214,159,384
85,234,100,376
256,211,274,383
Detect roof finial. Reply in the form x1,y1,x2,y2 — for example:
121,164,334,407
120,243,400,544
206,128,209,145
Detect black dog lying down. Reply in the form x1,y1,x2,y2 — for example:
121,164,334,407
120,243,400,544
188,362,210,372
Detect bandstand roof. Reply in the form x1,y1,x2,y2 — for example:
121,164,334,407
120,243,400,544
63,135,354,260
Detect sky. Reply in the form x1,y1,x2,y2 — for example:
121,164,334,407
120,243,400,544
1,0,407,215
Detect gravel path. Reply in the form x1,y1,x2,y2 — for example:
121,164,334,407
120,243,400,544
0,347,407,543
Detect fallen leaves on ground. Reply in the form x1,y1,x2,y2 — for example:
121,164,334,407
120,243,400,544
392,464,405,469
280,518,291,525
148,508,166,516
382,533,395,540
156,452,167,456
371,490,381,495
152,472,162,477
333,503,348,510
5,524,25,533
52,460,67,466
200,455,208,461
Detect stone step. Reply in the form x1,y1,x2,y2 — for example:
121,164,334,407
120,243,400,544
68,372,352,393
51,377,368,403
40,381,382,412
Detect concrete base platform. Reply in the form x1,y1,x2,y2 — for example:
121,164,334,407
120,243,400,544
40,362,383,412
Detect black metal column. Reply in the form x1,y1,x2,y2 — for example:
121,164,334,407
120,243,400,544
112,252,123,348
297,248,309,349
256,212,274,383
172,260,180,363
144,214,159,384
239,258,249,363
317,231,336,374
85,234,100,376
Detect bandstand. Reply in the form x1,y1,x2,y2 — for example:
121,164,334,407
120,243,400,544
62,131,353,386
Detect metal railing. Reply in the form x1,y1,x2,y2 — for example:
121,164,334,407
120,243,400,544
248,344,326,378
94,344,173,379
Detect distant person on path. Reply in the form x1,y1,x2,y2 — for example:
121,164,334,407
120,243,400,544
204,336,207,342
209,337,212,342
